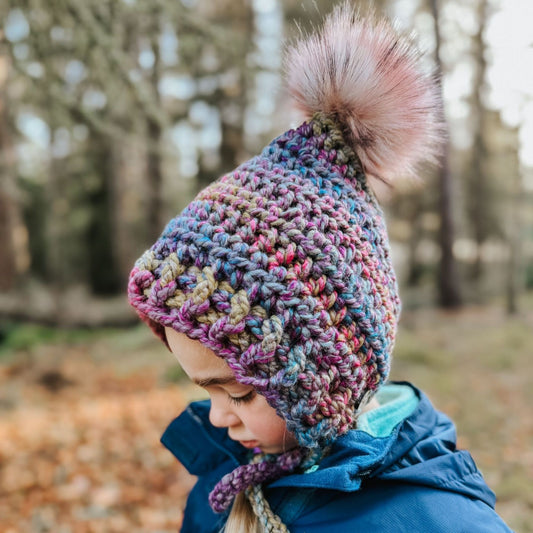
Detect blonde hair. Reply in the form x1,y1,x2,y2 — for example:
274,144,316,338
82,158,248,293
225,492,261,533
225,486,291,533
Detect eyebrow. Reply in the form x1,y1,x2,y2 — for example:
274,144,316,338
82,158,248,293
193,375,238,388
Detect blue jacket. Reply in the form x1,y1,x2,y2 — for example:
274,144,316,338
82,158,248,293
161,383,513,532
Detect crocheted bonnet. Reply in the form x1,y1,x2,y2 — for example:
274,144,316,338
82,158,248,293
128,2,443,518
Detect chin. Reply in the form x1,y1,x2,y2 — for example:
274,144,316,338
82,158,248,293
259,447,277,454
260,444,293,454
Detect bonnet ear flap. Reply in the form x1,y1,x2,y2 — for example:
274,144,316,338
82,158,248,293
285,2,446,183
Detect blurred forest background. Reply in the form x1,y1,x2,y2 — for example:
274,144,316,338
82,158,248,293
0,0,531,532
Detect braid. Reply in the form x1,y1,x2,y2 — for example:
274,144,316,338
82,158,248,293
246,484,289,533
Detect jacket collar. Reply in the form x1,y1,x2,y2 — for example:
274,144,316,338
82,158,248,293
160,382,496,507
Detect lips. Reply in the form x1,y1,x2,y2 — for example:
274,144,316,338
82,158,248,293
238,440,260,449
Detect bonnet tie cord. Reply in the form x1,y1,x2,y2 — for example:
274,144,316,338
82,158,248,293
208,448,303,513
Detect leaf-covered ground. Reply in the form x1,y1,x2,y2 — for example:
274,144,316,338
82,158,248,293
0,304,531,532
0,327,198,532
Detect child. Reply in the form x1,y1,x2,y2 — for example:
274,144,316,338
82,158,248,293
128,4,513,532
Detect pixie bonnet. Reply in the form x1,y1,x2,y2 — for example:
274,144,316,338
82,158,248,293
128,3,443,519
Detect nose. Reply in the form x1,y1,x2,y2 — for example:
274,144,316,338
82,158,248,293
209,398,241,428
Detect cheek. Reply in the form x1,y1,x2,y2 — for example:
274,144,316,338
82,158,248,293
262,417,290,443
243,399,296,448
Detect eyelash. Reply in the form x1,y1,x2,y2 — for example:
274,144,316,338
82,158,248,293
229,391,256,405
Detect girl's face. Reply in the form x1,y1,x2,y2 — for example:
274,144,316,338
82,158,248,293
165,327,298,454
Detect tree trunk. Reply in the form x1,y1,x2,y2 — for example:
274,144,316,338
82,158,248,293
0,191,17,291
146,9,164,241
506,165,524,314
146,118,164,241
0,55,28,291
469,0,490,283
195,0,254,192
405,192,425,287
429,0,462,308
437,147,462,307
87,132,121,295
45,123,69,319
220,0,252,171
0,76,17,290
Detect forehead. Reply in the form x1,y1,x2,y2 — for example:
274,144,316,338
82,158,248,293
164,327,234,382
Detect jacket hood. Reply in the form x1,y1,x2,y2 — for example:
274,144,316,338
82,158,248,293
161,382,496,509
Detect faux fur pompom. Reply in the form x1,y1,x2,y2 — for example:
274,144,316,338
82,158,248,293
285,3,445,182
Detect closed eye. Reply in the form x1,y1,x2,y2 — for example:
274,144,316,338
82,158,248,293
228,391,256,405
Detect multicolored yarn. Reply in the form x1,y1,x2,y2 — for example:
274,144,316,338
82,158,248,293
209,448,303,514
245,470,290,533
129,113,399,444
129,112,398,509
128,2,444,525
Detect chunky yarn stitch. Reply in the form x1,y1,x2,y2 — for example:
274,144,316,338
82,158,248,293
246,485,289,533
128,2,444,524
209,448,303,513
129,114,400,450
129,113,400,512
